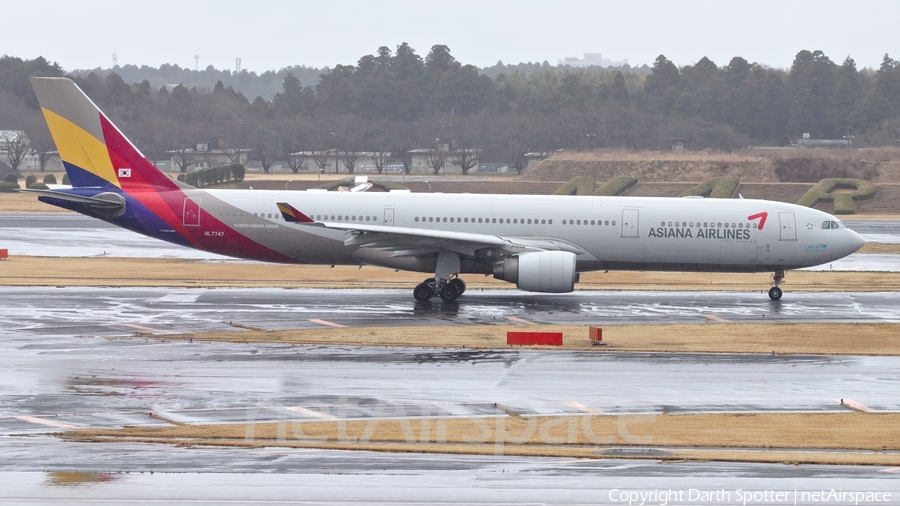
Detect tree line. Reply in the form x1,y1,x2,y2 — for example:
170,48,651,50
0,45,898,175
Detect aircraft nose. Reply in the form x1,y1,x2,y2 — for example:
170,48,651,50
847,229,866,253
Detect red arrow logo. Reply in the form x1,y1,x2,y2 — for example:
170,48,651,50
747,212,768,231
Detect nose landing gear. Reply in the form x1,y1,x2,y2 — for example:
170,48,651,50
768,270,785,300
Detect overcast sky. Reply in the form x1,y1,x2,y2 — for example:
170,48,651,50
4,0,898,73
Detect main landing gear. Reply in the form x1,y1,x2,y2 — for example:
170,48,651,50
414,276,466,302
768,270,785,301
413,251,465,302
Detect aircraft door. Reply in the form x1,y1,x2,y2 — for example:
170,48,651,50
383,208,395,226
183,198,201,227
779,212,796,241
621,209,639,238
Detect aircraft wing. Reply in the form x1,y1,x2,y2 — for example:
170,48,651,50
276,202,587,257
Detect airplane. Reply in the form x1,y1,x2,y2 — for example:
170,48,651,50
27,77,866,302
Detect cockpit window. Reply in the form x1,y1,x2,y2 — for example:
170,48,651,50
822,221,842,230
822,221,832,229
832,221,840,229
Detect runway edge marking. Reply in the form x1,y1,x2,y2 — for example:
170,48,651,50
308,318,347,328
14,416,80,430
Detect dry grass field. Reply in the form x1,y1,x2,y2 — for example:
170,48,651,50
2,256,899,291
64,412,900,466
161,322,900,356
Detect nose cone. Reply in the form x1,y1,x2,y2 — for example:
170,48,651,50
847,229,866,254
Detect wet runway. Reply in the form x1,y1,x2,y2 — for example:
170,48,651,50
1,440,899,505
2,330,900,432
1,325,900,502
3,287,900,340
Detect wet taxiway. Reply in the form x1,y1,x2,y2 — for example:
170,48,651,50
3,287,900,340
4,330,900,433
1,439,899,505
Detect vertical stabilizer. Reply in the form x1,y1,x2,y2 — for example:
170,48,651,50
30,77,177,191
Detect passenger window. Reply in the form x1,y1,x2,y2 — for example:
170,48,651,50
478,218,482,223
541,219,546,224
464,218,469,223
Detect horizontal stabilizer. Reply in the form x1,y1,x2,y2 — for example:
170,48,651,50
23,188,125,211
276,202,316,223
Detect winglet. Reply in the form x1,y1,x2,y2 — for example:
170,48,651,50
277,202,315,223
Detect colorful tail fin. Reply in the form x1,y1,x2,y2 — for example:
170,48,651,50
30,77,178,192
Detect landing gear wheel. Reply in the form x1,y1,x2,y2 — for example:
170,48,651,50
768,286,783,301
439,282,460,302
450,278,466,295
413,283,433,302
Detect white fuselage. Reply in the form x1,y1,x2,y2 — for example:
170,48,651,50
197,190,865,274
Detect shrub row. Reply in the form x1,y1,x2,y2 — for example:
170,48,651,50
552,176,595,195
796,178,877,214
0,181,19,192
176,164,245,187
594,176,638,196
2,174,18,183
678,176,740,199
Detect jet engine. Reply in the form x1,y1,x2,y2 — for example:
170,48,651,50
493,251,578,293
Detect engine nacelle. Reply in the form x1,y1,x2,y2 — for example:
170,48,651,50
493,251,578,293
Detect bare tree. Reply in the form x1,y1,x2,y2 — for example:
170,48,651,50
0,130,31,172
250,125,279,174
280,117,309,174
368,121,392,174
24,113,55,172
425,140,446,175
449,116,482,175
169,145,195,173
391,121,416,174
335,116,367,174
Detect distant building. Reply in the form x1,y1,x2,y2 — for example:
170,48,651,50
557,52,628,68
795,138,853,148
524,152,550,171
168,140,250,171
